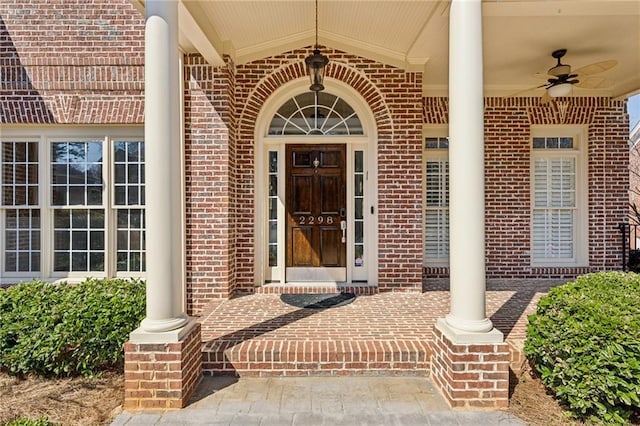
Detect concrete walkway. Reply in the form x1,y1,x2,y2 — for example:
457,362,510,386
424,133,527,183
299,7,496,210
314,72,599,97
112,376,526,425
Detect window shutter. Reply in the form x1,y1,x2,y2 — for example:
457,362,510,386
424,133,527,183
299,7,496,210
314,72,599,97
532,156,575,261
424,159,449,259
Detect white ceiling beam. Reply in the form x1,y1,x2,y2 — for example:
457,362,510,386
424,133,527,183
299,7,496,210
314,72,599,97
178,2,225,67
406,1,448,67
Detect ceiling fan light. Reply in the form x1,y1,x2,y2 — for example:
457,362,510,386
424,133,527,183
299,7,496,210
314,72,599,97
547,83,572,98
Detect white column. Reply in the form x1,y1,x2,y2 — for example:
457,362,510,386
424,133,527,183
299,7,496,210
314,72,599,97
138,0,188,334
441,0,500,341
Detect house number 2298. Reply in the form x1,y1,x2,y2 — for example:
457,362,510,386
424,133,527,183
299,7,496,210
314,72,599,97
299,216,334,225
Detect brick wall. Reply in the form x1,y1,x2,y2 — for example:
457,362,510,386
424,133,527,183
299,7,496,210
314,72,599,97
232,48,424,294
183,54,237,314
424,97,629,279
184,48,425,311
123,322,202,410
430,325,510,409
1,0,631,311
0,0,144,124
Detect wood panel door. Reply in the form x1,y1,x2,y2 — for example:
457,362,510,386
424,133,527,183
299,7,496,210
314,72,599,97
286,144,346,280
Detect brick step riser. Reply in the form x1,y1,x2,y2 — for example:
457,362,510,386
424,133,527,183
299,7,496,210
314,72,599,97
203,368,430,377
201,347,431,377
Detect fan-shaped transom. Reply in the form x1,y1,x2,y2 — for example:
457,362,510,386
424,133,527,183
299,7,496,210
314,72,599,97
268,92,363,136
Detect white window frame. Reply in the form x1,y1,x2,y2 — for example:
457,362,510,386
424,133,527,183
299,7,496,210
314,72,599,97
422,125,449,267
0,126,144,283
530,125,588,267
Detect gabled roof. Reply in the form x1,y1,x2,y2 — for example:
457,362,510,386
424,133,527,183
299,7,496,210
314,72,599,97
132,0,640,99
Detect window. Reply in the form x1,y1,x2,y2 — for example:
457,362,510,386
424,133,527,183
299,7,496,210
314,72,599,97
268,92,363,135
51,141,105,272
267,150,278,267
114,141,146,272
2,141,40,273
1,129,145,280
531,129,586,265
354,150,365,268
423,132,449,264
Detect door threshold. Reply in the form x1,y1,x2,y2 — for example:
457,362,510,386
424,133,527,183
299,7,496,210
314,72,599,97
255,281,378,295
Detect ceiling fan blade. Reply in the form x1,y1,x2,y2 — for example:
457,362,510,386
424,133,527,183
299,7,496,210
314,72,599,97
540,90,552,104
575,76,612,89
505,83,549,97
574,60,617,76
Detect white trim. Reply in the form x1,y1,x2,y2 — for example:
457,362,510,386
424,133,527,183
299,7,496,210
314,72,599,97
530,125,588,267
254,78,378,287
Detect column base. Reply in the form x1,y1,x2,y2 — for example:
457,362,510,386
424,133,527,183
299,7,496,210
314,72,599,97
431,318,510,409
441,316,503,343
138,314,190,334
124,318,202,410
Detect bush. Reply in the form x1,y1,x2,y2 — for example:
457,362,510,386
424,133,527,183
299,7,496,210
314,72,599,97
525,272,640,424
0,278,145,377
3,417,55,426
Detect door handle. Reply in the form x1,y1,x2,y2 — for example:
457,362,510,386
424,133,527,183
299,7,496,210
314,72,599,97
341,220,347,243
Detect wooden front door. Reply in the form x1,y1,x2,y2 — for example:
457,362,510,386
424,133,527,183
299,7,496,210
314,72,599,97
286,144,346,281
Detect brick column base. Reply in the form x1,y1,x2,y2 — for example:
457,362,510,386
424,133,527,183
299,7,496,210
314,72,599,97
124,320,202,410
430,320,510,409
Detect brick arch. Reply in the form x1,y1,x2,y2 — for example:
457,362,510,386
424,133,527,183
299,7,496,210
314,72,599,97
238,60,393,139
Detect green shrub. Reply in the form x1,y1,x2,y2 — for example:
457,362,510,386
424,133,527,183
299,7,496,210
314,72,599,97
0,278,145,377
525,271,640,425
2,417,55,426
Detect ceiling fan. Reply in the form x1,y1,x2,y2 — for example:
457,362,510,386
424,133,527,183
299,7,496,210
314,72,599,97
517,49,617,102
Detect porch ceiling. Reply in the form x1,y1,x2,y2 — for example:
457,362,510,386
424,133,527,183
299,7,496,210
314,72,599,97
135,0,640,99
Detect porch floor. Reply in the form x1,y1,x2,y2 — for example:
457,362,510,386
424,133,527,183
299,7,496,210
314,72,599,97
198,279,567,377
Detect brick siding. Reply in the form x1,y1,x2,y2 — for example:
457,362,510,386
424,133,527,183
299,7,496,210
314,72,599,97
0,1,630,315
424,97,629,280
0,0,144,124
123,322,202,410
430,325,510,409
184,48,425,312
183,54,237,314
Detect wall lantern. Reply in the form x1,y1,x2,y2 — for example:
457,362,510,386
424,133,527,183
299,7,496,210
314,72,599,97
305,0,329,92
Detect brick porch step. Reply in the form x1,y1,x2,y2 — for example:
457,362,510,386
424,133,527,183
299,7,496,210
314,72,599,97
202,338,431,377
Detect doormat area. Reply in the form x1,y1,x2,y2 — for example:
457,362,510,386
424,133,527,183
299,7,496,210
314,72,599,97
280,292,357,309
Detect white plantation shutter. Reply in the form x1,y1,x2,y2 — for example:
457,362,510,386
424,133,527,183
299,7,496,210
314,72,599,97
532,155,576,261
424,158,449,260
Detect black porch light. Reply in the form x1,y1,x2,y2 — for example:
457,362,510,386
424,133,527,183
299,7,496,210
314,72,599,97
305,0,329,92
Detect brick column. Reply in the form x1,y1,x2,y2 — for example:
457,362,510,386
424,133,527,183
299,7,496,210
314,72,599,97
124,0,201,410
431,0,507,408
124,322,202,410
431,326,510,409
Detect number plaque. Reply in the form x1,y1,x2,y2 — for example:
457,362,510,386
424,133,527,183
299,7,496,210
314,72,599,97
298,216,334,225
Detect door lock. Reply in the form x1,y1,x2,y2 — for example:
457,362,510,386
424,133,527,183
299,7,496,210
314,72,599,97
339,208,346,217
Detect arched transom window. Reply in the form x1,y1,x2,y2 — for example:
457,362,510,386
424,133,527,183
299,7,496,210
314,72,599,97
268,92,363,136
